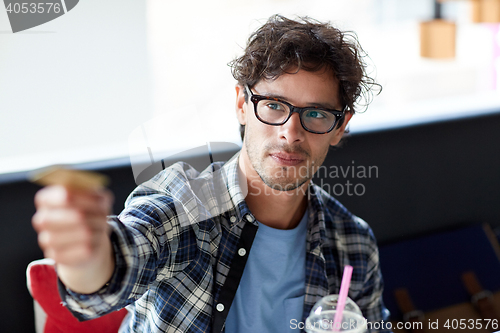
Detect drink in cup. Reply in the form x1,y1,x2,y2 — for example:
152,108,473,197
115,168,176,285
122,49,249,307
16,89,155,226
305,295,367,333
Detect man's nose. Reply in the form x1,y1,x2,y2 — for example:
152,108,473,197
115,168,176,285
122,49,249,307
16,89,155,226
278,112,305,144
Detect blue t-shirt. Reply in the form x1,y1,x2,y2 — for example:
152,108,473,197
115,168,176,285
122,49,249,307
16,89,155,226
225,209,308,332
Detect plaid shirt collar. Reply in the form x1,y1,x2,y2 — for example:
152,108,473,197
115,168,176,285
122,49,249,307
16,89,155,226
220,151,330,242
219,151,250,224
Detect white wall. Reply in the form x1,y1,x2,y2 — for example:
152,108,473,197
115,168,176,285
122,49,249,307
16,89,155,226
0,0,152,174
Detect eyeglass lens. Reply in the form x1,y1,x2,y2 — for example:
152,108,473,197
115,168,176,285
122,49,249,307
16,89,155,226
256,99,337,133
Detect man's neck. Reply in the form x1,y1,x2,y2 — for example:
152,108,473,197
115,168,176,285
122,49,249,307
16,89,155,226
239,152,309,230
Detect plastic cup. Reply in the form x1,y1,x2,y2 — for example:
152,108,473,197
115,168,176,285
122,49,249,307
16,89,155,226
305,295,367,333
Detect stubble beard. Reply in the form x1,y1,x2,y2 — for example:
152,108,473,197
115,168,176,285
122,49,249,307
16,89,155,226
245,138,325,192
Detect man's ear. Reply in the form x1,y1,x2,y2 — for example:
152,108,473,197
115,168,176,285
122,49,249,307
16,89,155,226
329,112,353,146
235,85,247,126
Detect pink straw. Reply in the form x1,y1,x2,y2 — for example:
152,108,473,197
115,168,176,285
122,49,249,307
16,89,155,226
332,265,353,332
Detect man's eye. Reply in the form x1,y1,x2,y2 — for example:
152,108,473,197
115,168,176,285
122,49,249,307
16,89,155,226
266,102,285,111
306,110,326,119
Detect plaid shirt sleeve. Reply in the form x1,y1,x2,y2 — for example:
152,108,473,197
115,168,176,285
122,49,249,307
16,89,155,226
350,216,391,332
307,184,391,333
60,184,185,318
59,161,224,332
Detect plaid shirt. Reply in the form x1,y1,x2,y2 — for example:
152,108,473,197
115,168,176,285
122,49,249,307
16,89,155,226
60,151,390,332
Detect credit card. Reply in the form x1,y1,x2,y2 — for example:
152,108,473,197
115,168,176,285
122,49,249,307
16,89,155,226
29,167,109,190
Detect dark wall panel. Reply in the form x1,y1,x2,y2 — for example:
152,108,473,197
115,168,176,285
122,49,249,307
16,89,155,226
315,112,500,244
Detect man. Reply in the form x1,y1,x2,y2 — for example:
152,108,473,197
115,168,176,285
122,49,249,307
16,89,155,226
32,15,390,332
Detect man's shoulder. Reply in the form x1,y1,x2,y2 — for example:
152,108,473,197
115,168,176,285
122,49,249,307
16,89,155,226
123,159,234,227
139,160,225,193
311,183,372,237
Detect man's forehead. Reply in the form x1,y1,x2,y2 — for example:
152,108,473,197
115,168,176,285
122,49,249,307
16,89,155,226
253,70,341,108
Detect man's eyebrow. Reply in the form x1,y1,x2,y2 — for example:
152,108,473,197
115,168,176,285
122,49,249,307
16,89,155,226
261,92,339,110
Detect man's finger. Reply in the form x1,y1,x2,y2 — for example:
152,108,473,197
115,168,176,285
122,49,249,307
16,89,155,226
34,186,113,214
33,208,109,232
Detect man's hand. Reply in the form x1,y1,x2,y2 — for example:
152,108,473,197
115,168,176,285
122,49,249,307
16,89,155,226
32,185,115,294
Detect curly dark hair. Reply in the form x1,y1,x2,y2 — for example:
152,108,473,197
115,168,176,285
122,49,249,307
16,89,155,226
230,14,381,141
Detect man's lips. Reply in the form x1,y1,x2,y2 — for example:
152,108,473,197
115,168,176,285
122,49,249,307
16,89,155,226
269,152,306,166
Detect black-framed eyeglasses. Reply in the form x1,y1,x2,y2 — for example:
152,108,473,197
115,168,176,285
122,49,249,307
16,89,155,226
245,85,345,134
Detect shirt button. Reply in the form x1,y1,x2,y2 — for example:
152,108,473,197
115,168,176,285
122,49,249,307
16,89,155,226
245,215,254,222
238,248,246,257
230,216,237,223
216,303,225,312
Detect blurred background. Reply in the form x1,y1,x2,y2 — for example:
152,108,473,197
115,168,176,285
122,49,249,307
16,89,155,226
1,0,499,175
1,0,499,331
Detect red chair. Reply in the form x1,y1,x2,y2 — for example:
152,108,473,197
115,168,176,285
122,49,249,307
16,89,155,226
26,258,127,333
